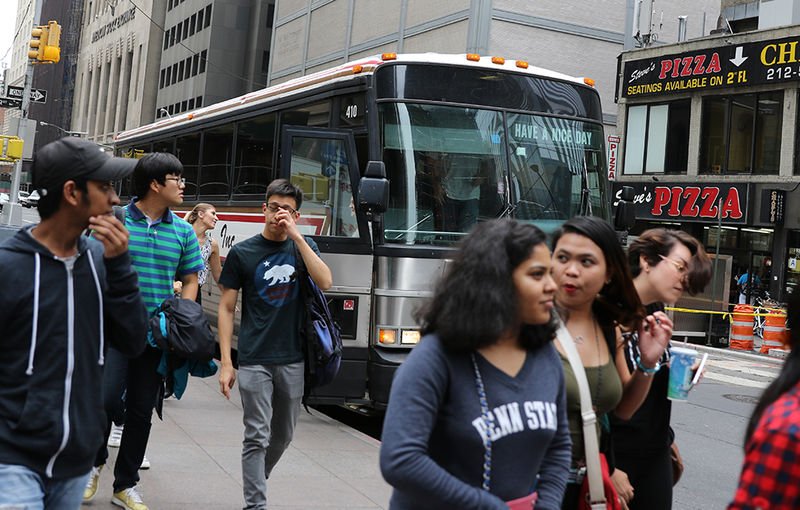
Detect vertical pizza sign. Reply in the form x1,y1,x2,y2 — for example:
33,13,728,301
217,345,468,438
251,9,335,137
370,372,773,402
607,136,620,181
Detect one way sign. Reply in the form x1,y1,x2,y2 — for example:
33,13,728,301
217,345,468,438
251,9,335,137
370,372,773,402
6,85,47,104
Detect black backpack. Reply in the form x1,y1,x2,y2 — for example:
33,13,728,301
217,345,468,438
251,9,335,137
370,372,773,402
294,242,342,390
149,296,216,362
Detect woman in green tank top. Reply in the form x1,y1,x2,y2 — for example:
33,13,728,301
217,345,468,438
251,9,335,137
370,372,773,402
549,217,674,510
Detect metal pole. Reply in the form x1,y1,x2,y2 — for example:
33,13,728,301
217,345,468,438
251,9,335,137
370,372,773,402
707,198,723,345
4,1,43,226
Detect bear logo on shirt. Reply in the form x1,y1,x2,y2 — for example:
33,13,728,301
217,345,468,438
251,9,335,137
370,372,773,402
263,264,294,285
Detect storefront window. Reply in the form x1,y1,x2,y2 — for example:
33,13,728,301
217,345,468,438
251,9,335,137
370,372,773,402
786,231,800,297
700,91,782,175
623,100,689,175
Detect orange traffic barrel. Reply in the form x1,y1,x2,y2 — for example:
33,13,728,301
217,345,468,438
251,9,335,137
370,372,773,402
760,309,789,355
730,304,754,351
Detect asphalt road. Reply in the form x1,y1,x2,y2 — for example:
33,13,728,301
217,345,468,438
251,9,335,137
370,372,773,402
671,347,782,509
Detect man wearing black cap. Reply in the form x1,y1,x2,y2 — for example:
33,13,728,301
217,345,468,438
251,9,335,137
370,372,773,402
0,137,148,509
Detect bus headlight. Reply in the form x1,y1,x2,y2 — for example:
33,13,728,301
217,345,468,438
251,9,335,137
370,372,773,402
400,330,421,345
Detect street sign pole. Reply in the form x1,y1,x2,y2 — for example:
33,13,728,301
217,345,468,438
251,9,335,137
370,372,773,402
4,0,43,226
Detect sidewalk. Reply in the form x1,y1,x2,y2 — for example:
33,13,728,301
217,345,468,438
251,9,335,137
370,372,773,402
85,373,391,509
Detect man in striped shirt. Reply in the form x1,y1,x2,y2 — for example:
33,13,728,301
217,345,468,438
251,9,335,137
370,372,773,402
85,153,203,510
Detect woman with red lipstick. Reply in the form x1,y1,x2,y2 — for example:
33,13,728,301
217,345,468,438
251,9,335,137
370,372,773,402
380,219,572,510
550,216,674,510
609,229,711,510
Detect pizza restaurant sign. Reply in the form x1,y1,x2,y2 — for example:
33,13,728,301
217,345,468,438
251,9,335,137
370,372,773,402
612,182,749,224
622,34,800,98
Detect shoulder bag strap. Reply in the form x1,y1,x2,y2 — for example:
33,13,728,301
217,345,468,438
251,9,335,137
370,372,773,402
554,318,606,507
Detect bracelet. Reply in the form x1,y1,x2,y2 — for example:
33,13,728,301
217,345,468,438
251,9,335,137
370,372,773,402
636,355,660,375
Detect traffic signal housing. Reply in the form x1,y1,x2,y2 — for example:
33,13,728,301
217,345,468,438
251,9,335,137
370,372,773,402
28,21,61,63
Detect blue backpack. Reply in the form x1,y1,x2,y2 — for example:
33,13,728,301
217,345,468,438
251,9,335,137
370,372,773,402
294,242,342,390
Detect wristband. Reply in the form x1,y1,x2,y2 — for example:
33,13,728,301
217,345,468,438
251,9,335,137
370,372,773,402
636,355,660,375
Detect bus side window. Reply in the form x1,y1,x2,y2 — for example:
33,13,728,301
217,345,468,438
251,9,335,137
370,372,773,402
288,136,358,238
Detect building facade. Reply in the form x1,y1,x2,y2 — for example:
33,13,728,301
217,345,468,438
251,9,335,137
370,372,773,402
267,0,720,130
71,0,166,143
615,22,800,306
155,0,274,119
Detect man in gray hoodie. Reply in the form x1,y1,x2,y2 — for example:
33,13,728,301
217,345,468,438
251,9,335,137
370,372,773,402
0,137,147,509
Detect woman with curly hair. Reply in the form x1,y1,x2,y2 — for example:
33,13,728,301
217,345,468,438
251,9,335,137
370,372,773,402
550,216,674,509
380,218,571,509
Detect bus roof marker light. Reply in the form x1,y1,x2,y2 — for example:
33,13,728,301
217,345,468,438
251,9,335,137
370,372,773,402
584,77,596,87
188,114,194,119
353,65,363,74
515,60,529,69
466,54,480,61
381,53,397,61
491,56,505,65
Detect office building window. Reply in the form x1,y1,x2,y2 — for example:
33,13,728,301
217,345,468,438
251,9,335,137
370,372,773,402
624,100,690,175
183,18,189,39
199,50,207,73
189,98,195,109
168,104,174,115
163,32,169,50
176,22,182,44
159,69,165,89
205,5,212,28
190,14,196,35
179,61,185,82
168,0,173,10
262,51,270,74
165,67,171,86
192,54,199,76
197,96,203,107
181,100,188,112
197,9,204,29
170,27,176,47
700,91,783,174
185,57,192,80
172,63,178,85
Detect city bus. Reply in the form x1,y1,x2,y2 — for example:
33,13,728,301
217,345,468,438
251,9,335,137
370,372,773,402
114,53,613,410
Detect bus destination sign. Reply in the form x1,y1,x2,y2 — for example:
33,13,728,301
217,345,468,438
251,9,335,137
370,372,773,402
622,35,800,98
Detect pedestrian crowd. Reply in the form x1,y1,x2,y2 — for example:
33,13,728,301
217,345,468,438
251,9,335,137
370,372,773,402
1,136,798,510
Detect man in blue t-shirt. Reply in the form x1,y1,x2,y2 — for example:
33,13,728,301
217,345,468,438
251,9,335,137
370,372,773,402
218,179,332,509
738,271,761,304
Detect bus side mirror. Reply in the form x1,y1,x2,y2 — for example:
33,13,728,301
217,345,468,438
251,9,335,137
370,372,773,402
614,185,635,232
358,161,389,214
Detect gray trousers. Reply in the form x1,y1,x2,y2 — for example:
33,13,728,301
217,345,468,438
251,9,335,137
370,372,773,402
238,361,304,510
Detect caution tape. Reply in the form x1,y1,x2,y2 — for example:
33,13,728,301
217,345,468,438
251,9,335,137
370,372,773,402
664,306,786,322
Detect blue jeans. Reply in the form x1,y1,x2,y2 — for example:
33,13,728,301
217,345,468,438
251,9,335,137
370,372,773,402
0,463,88,510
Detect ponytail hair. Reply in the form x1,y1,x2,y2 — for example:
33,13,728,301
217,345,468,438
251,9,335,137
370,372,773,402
745,288,800,443
185,203,214,224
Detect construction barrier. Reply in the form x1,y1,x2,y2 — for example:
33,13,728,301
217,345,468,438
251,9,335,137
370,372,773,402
730,304,755,351
760,309,789,355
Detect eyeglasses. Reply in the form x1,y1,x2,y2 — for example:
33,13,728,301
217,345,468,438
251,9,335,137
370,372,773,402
164,177,186,185
266,202,297,215
659,254,688,275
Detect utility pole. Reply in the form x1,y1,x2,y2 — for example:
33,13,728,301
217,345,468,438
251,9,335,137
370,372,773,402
3,1,43,225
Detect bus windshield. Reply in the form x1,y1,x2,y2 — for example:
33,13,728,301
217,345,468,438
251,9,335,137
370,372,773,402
380,103,609,245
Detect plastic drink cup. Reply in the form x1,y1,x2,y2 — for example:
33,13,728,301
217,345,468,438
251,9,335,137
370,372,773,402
668,346,698,401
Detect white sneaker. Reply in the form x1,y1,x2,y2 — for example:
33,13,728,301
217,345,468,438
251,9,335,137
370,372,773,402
108,424,123,448
139,454,150,470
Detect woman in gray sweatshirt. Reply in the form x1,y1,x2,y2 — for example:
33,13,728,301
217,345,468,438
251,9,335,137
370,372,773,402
380,219,571,510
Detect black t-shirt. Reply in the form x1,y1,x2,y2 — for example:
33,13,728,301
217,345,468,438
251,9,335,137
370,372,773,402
610,302,673,458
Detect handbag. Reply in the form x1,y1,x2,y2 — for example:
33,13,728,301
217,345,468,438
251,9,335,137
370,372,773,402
470,354,537,509
555,321,621,510
670,442,684,486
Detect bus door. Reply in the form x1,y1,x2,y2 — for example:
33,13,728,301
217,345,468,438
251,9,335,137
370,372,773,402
280,126,373,405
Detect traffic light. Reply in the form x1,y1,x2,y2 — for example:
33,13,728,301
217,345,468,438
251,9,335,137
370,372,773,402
0,136,24,161
28,21,61,63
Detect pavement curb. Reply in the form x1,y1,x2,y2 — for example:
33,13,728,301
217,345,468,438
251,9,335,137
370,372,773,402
680,342,785,366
